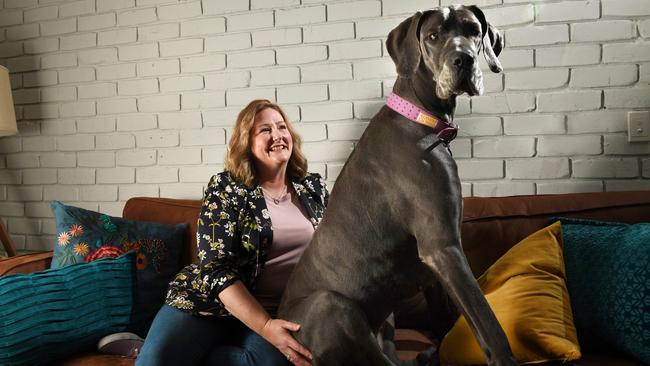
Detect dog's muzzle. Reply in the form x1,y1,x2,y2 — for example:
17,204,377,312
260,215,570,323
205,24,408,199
435,42,483,98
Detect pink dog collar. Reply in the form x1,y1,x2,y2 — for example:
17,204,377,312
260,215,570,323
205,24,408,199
386,92,458,143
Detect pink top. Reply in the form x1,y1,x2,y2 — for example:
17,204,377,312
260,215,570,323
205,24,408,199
254,189,315,313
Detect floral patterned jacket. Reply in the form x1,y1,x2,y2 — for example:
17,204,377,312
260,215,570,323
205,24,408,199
165,171,329,316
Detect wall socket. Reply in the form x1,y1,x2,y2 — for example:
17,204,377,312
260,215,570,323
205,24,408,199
627,111,650,142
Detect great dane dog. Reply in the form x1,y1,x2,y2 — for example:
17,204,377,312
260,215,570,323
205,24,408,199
278,5,517,366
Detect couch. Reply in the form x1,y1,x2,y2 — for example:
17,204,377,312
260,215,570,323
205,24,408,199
1,190,648,366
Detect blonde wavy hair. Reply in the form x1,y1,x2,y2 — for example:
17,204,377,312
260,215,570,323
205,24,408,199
225,99,308,187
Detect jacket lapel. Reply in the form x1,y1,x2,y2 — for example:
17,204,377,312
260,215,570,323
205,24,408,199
292,180,321,229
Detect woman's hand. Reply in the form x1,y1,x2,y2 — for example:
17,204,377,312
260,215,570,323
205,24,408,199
260,318,312,366
219,282,312,365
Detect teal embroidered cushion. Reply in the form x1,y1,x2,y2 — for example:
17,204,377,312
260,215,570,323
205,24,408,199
50,201,187,337
559,217,650,364
0,253,135,366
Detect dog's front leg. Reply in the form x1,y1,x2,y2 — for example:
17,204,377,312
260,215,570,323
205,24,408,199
427,245,518,366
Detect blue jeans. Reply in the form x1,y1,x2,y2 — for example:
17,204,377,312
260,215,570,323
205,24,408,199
136,305,289,366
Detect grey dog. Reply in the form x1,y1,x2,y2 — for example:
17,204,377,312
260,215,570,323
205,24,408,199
278,5,518,366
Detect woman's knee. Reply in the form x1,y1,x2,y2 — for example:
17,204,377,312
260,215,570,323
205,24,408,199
242,333,290,366
136,305,212,366
255,349,290,366
206,331,289,366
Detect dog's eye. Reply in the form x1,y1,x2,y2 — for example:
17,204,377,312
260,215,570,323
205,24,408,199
429,33,438,41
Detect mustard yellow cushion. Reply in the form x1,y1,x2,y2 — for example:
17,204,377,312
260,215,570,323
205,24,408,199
439,221,581,365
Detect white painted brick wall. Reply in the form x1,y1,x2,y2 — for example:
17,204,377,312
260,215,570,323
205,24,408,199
472,181,536,197
536,45,600,67
571,20,635,42
572,158,639,178
457,159,504,180
456,117,502,136
538,135,602,156
537,90,602,112
570,64,637,88
536,0,599,23
506,25,569,47
474,137,535,158
1,0,650,253
507,158,570,179
537,181,604,195
276,6,325,26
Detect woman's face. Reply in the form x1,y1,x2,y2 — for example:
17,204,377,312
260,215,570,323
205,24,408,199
250,107,293,173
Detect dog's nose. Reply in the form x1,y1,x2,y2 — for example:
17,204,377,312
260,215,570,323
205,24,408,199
451,52,474,69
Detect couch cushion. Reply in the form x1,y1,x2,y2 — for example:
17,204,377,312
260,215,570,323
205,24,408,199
122,197,201,267
394,329,434,361
50,201,187,338
396,191,650,333
0,253,135,366
439,221,581,365
560,217,650,365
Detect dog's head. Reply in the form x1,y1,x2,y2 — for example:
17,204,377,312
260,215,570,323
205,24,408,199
387,5,504,100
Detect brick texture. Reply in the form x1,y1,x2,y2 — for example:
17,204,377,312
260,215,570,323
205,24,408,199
1,0,650,253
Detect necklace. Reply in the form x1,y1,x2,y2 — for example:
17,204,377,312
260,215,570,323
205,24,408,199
261,184,288,205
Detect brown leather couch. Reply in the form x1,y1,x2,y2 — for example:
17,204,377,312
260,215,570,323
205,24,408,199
1,191,648,366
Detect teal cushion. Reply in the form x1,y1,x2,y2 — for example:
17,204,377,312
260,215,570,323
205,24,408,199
50,201,187,337
559,217,650,364
0,253,135,366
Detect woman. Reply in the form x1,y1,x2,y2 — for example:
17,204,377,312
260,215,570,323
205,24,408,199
137,100,328,366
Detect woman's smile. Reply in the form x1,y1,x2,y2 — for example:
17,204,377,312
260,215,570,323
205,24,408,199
250,107,293,171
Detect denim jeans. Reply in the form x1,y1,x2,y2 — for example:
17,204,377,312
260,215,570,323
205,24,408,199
136,305,289,366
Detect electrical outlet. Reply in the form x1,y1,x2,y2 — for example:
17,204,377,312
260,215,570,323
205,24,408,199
627,111,650,142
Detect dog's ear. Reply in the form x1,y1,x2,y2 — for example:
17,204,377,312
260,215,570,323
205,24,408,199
386,11,424,77
466,5,504,73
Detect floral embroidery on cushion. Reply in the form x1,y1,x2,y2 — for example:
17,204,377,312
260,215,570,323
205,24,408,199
85,245,124,262
52,216,170,274
58,232,71,246
138,238,169,274
69,224,84,237
73,242,89,256
136,253,148,270
102,215,117,232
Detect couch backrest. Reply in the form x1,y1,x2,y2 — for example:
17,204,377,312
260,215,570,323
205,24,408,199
123,191,650,273
461,190,650,276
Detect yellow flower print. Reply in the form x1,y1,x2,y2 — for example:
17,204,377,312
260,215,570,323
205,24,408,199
243,240,254,252
169,297,193,310
210,238,224,251
57,232,71,246
198,249,206,261
73,242,89,256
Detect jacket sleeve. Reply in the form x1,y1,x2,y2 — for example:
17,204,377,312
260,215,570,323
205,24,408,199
321,177,329,208
195,173,243,303
312,173,329,208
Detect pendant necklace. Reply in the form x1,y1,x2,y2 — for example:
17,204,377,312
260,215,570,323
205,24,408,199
262,184,287,205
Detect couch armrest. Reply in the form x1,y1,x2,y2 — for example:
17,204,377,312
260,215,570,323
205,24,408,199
0,251,53,276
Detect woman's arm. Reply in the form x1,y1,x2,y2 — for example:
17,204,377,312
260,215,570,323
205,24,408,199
219,281,312,366
193,174,245,307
